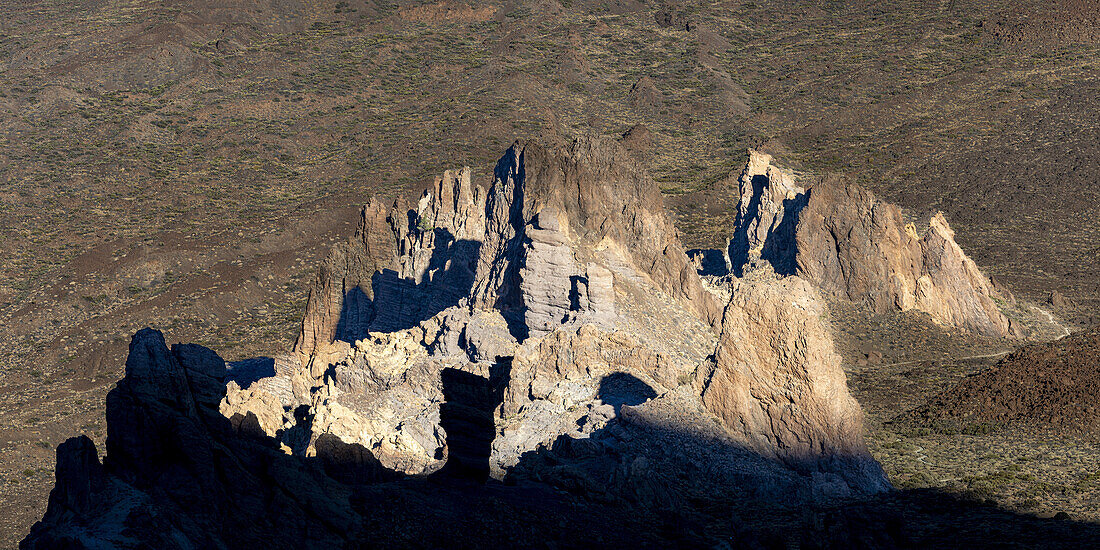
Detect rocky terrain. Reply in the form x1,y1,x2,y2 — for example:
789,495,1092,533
2,0,1099,546
23,136,894,547
721,150,1021,339
20,135,1088,547
913,324,1100,434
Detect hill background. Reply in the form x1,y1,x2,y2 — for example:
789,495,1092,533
0,0,1097,544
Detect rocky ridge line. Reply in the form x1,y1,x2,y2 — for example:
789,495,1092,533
722,150,1019,339
24,136,894,548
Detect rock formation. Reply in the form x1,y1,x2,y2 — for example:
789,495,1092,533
25,137,897,548
696,269,888,493
25,329,369,548
726,150,1016,339
293,198,396,357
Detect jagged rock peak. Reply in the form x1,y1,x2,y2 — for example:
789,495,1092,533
472,136,722,329
294,198,396,358
294,135,723,361
25,139,902,547
728,149,807,277
726,151,1017,339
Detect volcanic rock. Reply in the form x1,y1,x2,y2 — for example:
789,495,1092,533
727,150,1015,339
915,325,1100,434
25,137,895,548
294,198,396,357
696,269,889,493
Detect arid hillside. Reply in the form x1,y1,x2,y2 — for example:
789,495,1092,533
0,0,1097,545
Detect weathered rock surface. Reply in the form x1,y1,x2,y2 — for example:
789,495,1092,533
26,329,365,549
696,270,890,494
26,137,898,548
294,198,396,357
727,150,1015,339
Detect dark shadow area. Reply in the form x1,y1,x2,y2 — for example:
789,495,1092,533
431,364,510,482
597,372,658,412
503,400,1100,549
26,330,1100,549
728,173,768,277
687,248,730,276
224,357,275,390
488,144,531,343
333,227,482,343
568,274,587,310
761,190,809,276
334,286,372,345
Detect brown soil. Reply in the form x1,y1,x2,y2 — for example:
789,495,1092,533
986,0,1100,47
915,325,1100,433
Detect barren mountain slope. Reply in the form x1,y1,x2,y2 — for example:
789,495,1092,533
915,325,1100,434
1,0,1098,544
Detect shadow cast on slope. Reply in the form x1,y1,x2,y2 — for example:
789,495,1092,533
225,356,275,390
431,364,510,482
24,332,1100,549
686,248,730,277
334,227,483,343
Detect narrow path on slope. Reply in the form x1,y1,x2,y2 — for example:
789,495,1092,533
872,350,1014,370
1030,304,1071,339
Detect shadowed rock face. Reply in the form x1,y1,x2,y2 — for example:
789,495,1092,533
728,150,1015,339
294,198,397,357
26,329,366,549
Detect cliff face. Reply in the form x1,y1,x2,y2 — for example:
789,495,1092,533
25,137,893,548
728,150,1016,339
696,270,888,493
293,198,396,357
294,136,720,357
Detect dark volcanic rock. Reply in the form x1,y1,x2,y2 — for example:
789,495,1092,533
915,325,1100,433
25,329,359,549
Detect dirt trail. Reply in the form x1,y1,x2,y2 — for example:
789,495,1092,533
1030,305,1071,339
874,350,1013,370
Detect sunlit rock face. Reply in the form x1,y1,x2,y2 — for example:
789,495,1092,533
696,269,890,494
727,150,1016,339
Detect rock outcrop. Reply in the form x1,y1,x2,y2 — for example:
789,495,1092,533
26,329,367,549
696,270,889,493
26,137,896,548
727,150,1015,339
294,198,396,357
